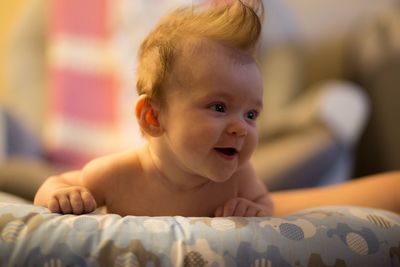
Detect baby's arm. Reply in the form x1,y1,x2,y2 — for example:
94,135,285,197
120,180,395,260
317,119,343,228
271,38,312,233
34,159,109,214
215,162,274,217
34,170,98,214
271,171,400,216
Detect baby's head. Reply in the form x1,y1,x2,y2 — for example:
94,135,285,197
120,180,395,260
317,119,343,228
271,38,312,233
136,0,265,181
136,0,264,109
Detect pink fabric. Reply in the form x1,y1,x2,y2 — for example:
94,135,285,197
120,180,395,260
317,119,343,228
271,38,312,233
50,69,118,124
45,0,199,168
46,0,119,168
51,0,109,38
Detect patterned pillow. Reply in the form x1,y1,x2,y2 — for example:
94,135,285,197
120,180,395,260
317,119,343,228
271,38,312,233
0,203,399,266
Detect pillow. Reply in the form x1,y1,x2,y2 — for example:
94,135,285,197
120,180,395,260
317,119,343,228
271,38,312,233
0,203,399,266
0,192,30,204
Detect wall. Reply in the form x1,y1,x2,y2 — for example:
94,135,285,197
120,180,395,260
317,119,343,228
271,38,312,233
0,0,25,101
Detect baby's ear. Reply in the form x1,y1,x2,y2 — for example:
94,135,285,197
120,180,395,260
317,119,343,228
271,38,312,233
135,95,163,137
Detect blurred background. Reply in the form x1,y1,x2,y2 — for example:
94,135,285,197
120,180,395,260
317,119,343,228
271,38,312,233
0,0,399,201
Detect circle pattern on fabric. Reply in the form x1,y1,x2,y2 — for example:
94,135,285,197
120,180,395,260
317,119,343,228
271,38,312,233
114,252,140,267
210,218,235,231
72,217,100,232
184,251,208,267
279,223,305,240
143,219,170,233
346,232,368,255
1,220,25,243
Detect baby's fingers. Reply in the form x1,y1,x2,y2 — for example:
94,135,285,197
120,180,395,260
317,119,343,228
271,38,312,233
214,206,223,217
57,195,73,214
48,197,61,213
222,198,239,217
81,191,97,213
69,191,85,214
244,205,260,217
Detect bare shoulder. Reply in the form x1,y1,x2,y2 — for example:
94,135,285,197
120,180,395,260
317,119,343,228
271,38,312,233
234,162,268,199
232,161,258,184
80,148,143,203
82,150,138,177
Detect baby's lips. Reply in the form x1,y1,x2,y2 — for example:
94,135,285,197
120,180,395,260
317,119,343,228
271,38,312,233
214,147,238,156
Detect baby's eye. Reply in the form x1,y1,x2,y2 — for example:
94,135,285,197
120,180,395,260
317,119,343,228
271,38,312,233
246,110,259,120
210,103,226,113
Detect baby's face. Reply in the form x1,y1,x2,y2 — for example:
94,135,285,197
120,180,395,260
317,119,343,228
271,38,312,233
158,42,263,182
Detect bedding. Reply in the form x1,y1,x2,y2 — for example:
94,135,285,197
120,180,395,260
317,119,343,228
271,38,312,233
0,202,399,267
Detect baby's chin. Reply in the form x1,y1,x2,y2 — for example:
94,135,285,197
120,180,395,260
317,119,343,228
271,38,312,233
206,169,237,183
194,156,248,183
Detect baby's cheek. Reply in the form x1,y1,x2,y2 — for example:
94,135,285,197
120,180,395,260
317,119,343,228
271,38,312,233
246,130,258,153
241,147,255,165
179,129,210,157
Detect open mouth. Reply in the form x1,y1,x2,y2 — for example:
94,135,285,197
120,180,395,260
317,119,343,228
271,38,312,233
214,147,238,157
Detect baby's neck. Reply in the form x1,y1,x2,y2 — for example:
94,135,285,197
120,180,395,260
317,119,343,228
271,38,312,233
140,145,211,192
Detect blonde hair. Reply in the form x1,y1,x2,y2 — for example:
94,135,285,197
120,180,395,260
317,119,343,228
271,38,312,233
136,0,264,105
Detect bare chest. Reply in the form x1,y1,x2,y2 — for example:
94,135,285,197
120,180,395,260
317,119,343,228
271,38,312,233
104,179,238,217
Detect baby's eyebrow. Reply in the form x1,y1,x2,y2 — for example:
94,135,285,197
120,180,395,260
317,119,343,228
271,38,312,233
245,97,263,111
199,91,232,101
253,99,263,110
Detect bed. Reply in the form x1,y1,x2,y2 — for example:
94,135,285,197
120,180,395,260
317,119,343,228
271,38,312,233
1,201,399,267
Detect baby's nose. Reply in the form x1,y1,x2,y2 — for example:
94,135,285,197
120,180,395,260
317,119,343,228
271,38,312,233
227,118,247,137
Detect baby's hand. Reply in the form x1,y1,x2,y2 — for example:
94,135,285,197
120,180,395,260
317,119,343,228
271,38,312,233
214,197,272,217
48,186,97,215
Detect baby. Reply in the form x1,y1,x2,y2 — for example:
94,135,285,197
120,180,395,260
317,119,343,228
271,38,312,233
34,0,275,217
